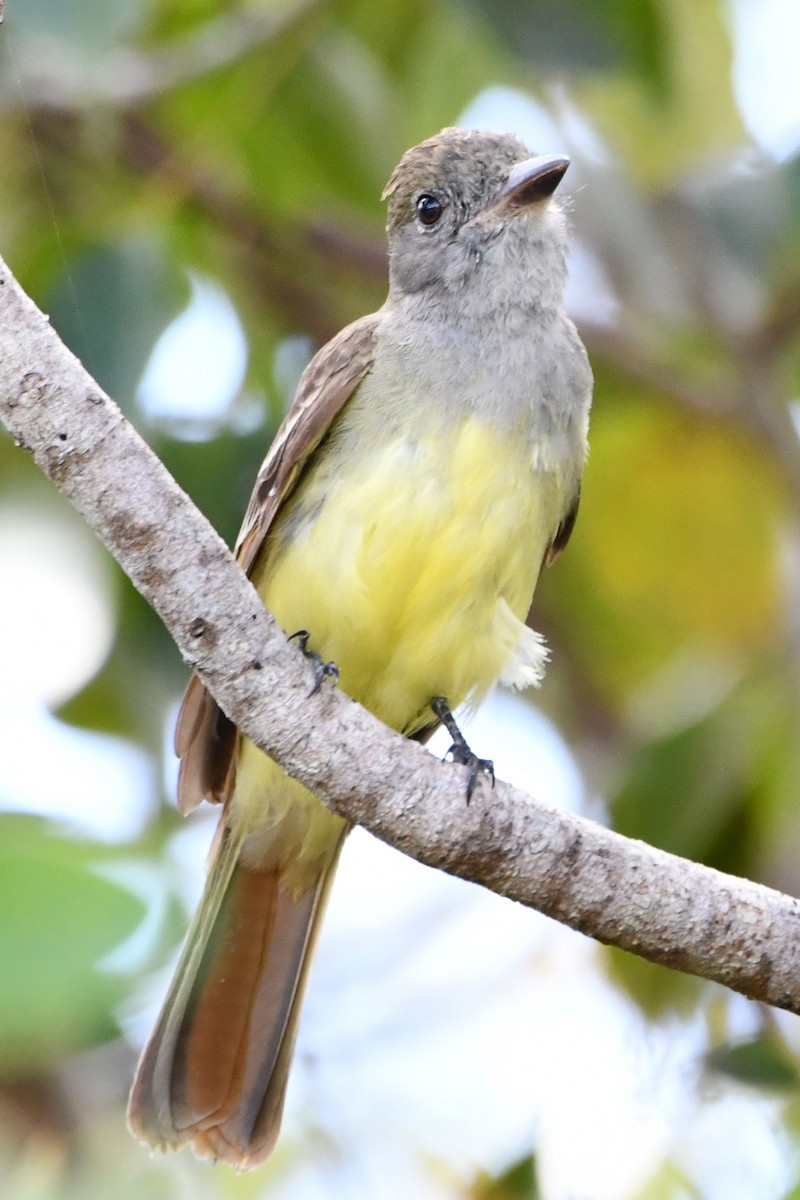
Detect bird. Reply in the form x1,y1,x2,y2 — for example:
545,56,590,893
127,126,592,1169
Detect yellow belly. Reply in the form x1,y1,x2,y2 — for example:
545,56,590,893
259,415,560,731
233,414,566,887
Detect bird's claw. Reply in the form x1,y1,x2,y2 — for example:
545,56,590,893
446,741,495,802
289,630,340,695
431,696,494,802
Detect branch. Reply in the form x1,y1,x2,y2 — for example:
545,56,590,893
2,252,800,1015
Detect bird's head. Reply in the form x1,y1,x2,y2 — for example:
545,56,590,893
382,127,571,308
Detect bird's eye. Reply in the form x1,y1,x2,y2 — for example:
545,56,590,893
416,193,444,227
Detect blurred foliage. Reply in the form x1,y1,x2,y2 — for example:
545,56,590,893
706,1033,800,1092
2,0,800,1197
0,817,145,1072
470,1154,541,1199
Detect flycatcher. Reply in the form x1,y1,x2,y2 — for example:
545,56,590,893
127,127,592,1168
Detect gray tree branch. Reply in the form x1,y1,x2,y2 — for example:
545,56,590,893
2,251,800,1015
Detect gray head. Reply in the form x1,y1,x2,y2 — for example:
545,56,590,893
382,128,571,308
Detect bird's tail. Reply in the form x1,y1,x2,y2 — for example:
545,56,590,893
127,821,342,1168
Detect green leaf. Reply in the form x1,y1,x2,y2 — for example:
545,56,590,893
706,1036,800,1092
463,0,670,92
47,239,184,413
548,391,787,708
610,674,795,874
471,1154,541,1200
0,817,147,1073
577,0,744,184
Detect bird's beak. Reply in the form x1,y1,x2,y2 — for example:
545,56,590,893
492,153,570,211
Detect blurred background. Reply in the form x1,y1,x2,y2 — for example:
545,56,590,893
2,0,800,1196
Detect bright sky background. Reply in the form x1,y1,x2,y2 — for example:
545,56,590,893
729,0,800,159
5,2,800,1194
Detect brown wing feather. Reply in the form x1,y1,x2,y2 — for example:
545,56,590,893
175,313,382,814
544,490,580,568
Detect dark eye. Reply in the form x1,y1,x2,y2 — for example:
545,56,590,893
416,193,443,227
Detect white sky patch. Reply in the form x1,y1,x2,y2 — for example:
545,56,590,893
728,0,800,159
0,497,154,841
565,237,619,326
790,399,800,440
677,1090,791,1200
459,85,563,155
0,500,115,707
0,704,155,842
137,273,248,424
551,83,611,165
458,83,609,170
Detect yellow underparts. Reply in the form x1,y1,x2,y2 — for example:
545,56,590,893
233,415,567,891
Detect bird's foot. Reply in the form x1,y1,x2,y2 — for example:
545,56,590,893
289,630,340,695
431,697,494,802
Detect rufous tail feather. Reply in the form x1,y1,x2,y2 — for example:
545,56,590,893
127,825,342,1168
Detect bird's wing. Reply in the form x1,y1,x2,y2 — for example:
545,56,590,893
175,313,382,814
544,490,580,567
